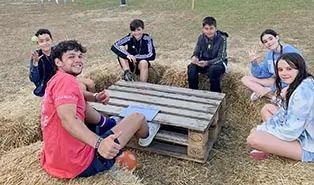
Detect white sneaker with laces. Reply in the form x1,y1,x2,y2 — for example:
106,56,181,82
138,122,160,147
109,116,121,124
250,92,260,102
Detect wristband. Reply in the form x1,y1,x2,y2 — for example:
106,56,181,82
95,137,103,151
93,93,98,102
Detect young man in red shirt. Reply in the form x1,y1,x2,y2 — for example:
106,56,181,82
40,40,160,178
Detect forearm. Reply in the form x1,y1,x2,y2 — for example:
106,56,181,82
29,60,40,83
62,117,99,148
83,91,97,102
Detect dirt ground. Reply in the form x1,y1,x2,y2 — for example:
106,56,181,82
1,0,314,184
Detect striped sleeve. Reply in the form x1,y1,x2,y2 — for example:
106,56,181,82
111,35,132,59
209,36,227,65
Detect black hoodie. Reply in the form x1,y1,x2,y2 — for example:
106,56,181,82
192,30,228,65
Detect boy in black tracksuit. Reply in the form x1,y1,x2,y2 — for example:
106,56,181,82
111,19,156,82
188,16,228,92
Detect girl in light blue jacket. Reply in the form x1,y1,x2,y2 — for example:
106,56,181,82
247,53,314,162
241,29,302,102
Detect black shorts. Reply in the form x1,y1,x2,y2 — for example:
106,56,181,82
117,57,151,74
78,125,121,177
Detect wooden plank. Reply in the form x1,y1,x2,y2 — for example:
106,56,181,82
188,130,209,146
109,85,221,106
107,90,217,113
208,124,222,141
108,98,213,120
155,130,188,146
126,138,212,163
89,102,211,131
115,80,225,100
219,97,227,125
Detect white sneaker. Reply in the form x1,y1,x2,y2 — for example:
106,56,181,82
250,92,260,102
110,116,121,124
138,122,160,147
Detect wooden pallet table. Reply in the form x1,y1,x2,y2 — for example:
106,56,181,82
90,80,226,163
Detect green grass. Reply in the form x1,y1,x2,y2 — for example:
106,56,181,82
75,0,314,33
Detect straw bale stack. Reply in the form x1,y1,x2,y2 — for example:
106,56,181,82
0,89,42,155
0,142,143,185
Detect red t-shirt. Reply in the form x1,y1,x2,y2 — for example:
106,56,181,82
40,71,94,178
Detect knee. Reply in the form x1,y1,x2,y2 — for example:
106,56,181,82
188,64,197,75
130,112,146,125
241,75,251,85
138,60,149,70
208,66,224,79
247,132,260,148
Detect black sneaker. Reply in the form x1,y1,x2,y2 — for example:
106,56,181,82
123,70,134,81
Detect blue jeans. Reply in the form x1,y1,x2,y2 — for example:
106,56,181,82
78,125,122,177
302,149,314,162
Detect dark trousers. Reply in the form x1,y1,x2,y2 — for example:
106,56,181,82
187,63,225,92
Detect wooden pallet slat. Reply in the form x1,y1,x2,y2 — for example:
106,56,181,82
109,85,222,106
115,80,225,100
107,90,216,113
108,98,213,120
155,130,188,146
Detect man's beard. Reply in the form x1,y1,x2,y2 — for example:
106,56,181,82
68,71,81,77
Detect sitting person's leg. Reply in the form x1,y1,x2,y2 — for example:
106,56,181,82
241,76,274,101
261,103,278,122
137,60,149,82
119,57,135,81
207,63,225,93
79,113,149,177
187,63,202,89
84,103,117,131
247,130,302,161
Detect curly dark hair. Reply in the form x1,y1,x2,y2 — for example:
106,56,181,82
51,40,86,62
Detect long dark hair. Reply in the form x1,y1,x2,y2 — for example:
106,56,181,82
260,29,278,43
275,53,312,109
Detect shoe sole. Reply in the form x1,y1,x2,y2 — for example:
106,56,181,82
138,123,160,147
250,151,268,160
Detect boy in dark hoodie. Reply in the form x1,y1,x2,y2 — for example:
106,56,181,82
29,29,95,97
187,16,228,92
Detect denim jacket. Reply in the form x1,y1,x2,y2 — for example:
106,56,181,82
29,49,55,97
256,77,314,152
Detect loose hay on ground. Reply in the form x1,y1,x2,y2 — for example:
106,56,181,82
0,142,143,185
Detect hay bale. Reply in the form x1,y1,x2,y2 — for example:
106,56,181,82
84,62,167,90
222,72,267,128
159,68,188,88
159,67,210,89
0,117,41,156
147,62,167,84
0,142,143,185
83,63,121,92
0,88,42,156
